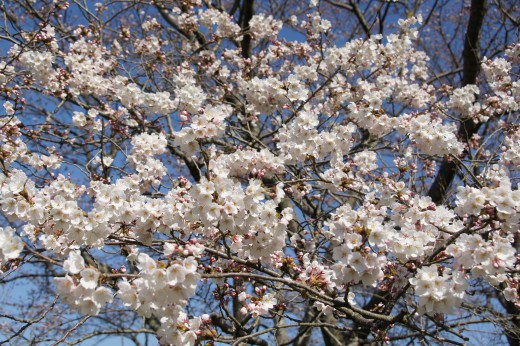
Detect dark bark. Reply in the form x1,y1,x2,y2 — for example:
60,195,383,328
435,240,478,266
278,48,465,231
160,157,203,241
239,0,254,59
345,1,489,344
293,306,318,346
155,3,206,45
427,0,487,204
503,299,520,346
503,233,520,346
425,2,520,345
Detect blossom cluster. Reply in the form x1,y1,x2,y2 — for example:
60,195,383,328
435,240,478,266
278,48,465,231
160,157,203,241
0,226,23,263
0,3,519,344
409,266,468,315
116,252,201,345
173,105,230,155
238,289,278,317
54,251,113,315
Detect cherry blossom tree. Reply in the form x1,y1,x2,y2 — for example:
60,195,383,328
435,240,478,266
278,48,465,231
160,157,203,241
0,0,519,345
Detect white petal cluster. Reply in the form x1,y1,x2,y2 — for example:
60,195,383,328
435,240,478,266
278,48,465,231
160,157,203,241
0,61,15,84
400,113,463,156
15,48,59,92
327,205,386,287
298,254,336,292
1,6,519,341
240,76,287,114
238,290,278,317
352,151,378,173
210,148,285,179
117,253,201,345
112,77,175,115
285,74,310,102
456,176,519,229
172,64,206,113
327,183,463,289
63,250,85,274
248,14,282,40
64,38,116,98
182,174,292,261
55,250,112,315
134,36,162,56
64,38,175,114
0,226,23,262
173,105,230,155
448,84,481,120
156,307,201,346
482,45,520,113
0,112,30,168
199,9,241,37
142,18,160,32
502,127,520,166
409,266,467,315
131,133,168,158
128,133,169,184
446,233,516,284
276,108,355,164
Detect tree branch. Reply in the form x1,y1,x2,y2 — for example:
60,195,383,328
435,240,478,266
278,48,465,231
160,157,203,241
427,0,488,204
